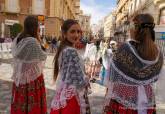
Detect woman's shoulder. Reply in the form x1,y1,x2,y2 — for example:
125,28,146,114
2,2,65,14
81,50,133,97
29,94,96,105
63,47,78,55
116,41,130,51
17,37,38,46
24,37,38,43
64,46,76,51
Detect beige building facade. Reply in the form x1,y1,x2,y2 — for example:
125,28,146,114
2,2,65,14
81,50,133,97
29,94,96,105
104,12,115,38
153,0,165,38
115,0,129,33
78,10,91,38
115,0,165,39
0,0,80,38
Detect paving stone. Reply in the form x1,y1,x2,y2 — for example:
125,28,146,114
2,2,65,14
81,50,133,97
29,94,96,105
0,55,165,114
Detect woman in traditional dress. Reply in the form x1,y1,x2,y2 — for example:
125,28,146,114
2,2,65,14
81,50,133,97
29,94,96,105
11,16,47,114
93,40,114,86
103,13,164,114
50,19,91,114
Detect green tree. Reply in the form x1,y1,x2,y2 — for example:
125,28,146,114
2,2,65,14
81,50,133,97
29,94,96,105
10,23,23,37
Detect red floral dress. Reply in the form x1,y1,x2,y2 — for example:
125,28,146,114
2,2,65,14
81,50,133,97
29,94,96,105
11,37,47,114
11,74,47,114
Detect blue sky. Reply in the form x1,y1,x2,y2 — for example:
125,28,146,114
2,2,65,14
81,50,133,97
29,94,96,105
80,0,116,24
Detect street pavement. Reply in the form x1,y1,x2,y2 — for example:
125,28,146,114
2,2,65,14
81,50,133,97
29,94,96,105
0,54,106,114
0,53,165,114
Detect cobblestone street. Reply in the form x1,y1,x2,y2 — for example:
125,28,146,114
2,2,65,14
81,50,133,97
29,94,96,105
0,54,106,114
0,0,165,113
0,54,165,114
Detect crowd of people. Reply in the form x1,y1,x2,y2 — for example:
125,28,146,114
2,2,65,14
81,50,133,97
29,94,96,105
10,13,164,114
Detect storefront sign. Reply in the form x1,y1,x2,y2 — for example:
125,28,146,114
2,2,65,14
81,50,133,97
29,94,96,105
5,19,19,25
161,32,165,39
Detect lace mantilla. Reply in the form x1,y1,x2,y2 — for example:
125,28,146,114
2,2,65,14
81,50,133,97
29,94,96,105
51,47,90,113
105,41,163,109
11,36,47,86
60,47,87,89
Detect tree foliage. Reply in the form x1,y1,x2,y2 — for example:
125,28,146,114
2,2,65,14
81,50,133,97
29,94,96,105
10,23,23,37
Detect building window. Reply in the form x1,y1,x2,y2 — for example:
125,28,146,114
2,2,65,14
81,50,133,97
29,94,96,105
129,3,133,15
136,0,140,10
132,0,136,12
5,0,20,13
160,8,165,25
33,0,45,15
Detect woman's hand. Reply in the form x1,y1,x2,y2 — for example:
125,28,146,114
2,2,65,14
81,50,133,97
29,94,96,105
74,40,85,49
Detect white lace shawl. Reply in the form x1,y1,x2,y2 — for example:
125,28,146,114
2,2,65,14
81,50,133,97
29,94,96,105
105,42,163,111
11,37,47,86
51,47,89,114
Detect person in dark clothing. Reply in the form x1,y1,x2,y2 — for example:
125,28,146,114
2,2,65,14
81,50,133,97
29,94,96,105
51,37,58,53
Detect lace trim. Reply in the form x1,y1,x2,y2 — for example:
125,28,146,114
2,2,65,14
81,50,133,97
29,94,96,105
127,42,160,64
12,37,35,57
12,60,44,86
51,83,78,110
105,83,156,109
111,61,159,85
104,93,155,109
51,83,89,114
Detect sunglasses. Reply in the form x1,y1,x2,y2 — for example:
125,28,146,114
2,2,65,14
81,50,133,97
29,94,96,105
128,22,140,30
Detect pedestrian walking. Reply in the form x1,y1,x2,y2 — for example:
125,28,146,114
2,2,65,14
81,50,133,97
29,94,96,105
11,15,47,114
93,40,115,86
50,19,91,114
103,13,164,114
84,42,97,78
51,37,57,53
